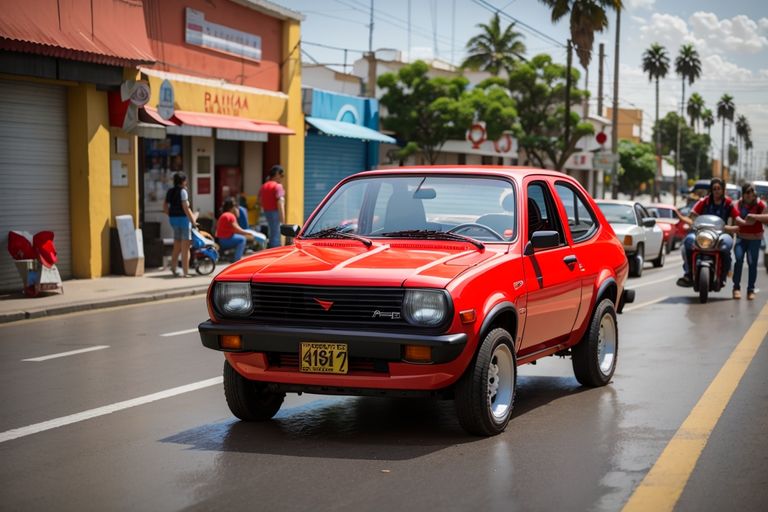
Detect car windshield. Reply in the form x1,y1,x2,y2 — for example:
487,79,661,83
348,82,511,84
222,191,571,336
303,175,517,242
597,203,635,224
651,207,675,219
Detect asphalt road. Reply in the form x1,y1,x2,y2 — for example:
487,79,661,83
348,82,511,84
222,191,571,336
1,252,766,512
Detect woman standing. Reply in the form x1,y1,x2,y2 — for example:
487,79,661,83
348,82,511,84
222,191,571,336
733,183,766,300
164,172,197,277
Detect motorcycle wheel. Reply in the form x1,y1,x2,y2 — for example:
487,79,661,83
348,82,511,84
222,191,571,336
698,266,710,304
195,255,216,275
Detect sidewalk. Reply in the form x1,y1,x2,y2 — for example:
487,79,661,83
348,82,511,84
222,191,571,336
0,265,227,324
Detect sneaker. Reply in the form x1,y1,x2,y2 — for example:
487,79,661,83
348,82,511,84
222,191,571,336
676,275,693,287
748,291,756,300
733,289,741,299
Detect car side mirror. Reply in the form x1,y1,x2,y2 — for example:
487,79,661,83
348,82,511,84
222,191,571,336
524,230,560,255
642,217,656,228
280,224,300,237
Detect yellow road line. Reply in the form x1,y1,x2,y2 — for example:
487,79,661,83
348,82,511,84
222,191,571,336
622,302,768,512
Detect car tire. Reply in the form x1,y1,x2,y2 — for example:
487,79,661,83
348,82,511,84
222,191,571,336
698,266,709,304
572,299,618,387
223,360,285,421
629,245,644,277
455,328,516,436
652,244,665,268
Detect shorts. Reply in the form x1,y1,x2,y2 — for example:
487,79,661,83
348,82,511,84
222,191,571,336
169,216,191,241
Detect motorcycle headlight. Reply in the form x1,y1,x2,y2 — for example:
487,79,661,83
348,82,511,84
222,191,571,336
213,282,252,317
403,289,451,327
695,230,717,250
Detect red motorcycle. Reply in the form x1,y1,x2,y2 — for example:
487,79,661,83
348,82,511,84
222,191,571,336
690,214,728,303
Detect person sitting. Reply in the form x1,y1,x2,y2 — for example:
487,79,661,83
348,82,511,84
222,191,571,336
216,197,258,262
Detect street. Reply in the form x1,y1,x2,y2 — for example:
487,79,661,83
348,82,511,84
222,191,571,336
1,252,767,512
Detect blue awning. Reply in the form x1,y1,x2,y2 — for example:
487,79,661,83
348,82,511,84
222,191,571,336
305,117,396,143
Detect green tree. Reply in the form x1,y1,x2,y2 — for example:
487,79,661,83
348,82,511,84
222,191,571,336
642,42,669,199
686,93,705,131
717,93,735,172
506,54,592,170
702,108,715,166
734,115,751,181
538,0,623,69
461,13,526,76
675,44,702,126
617,140,656,196
653,111,710,179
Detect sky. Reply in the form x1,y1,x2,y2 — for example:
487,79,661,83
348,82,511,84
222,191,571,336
275,0,768,175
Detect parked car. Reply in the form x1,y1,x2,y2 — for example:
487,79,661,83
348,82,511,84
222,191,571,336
646,203,689,251
198,167,634,436
595,199,665,277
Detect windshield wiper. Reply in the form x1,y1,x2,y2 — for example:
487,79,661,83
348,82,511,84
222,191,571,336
303,227,373,247
382,229,485,250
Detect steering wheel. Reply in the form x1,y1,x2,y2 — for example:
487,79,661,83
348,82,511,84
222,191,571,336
448,223,505,241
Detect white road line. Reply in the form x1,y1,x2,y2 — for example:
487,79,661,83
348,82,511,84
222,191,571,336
624,296,669,312
630,275,677,289
160,328,199,337
0,376,223,444
22,345,110,362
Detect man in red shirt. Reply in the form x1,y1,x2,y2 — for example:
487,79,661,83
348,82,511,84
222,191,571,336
259,165,286,248
733,183,767,299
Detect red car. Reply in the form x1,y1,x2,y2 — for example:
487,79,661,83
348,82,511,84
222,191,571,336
199,167,633,436
646,203,689,250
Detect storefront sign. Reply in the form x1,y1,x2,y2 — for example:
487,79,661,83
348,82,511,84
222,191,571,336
157,80,175,120
197,177,211,194
185,8,262,62
204,91,250,116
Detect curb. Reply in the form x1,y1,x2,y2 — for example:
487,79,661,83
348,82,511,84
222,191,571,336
0,285,209,324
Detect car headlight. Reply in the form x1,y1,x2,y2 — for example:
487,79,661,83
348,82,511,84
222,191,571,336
695,230,717,250
213,282,252,317
403,289,451,327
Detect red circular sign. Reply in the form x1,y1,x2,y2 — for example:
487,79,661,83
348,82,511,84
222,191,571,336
596,132,607,145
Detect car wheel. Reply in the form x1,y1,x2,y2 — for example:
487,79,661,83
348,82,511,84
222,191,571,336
455,328,516,436
223,360,285,421
572,299,618,387
629,245,644,277
665,239,673,254
652,244,665,268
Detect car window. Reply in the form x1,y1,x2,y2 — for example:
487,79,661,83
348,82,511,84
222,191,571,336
304,175,517,242
527,181,565,245
554,182,598,243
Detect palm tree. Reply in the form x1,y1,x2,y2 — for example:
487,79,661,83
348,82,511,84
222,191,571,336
461,13,526,76
717,94,735,177
642,43,669,199
702,108,714,168
538,0,623,69
687,93,705,132
674,44,702,191
735,115,751,181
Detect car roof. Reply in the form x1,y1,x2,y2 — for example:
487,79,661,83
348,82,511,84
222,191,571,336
595,199,638,207
646,203,677,208
359,166,574,180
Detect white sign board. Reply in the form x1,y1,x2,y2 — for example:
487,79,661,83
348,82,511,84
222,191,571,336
594,152,619,171
185,8,262,62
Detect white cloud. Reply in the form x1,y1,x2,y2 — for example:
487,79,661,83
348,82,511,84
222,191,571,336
637,13,703,50
700,54,754,81
625,0,655,10
759,18,768,33
689,12,768,54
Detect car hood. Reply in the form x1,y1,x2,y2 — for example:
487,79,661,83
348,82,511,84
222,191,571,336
216,240,506,288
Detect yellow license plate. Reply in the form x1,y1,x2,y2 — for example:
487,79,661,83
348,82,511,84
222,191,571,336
300,342,348,374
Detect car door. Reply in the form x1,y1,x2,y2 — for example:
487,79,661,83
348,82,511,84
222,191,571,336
520,179,582,355
636,203,663,257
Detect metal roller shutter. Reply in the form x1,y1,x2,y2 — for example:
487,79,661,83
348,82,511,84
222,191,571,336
0,79,70,292
304,133,367,221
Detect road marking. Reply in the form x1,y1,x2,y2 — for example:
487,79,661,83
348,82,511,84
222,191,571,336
160,328,198,337
0,376,223,444
630,275,676,289
623,296,669,312
622,302,768,512
22,345,110,362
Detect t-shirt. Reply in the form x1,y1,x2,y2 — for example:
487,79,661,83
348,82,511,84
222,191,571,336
692,195,739,223
165,186,189,217
259,181,285,211
216,212,238,239
737,199,766,236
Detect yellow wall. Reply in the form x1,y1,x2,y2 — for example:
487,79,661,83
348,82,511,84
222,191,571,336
281,19,305,224
68,84,111,278
109,129,139,226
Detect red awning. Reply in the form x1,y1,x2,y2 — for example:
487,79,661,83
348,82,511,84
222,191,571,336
141,108,295,136
142,107,179,127
252,121,296,135
0,0,155,66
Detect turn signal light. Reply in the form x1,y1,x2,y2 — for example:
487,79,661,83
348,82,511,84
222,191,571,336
459,309,476,324
220,335,242,350
404,345,432,363
623,235,633,246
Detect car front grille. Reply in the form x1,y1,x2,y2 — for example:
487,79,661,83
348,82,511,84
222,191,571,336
250,283,407,327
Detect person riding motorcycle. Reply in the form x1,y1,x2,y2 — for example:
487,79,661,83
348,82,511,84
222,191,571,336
676,177,746,287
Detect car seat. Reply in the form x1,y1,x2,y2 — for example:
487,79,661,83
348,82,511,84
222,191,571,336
527,198,547,240
383,185,427,233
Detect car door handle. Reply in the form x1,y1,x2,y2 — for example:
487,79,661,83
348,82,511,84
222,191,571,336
563,255,578,266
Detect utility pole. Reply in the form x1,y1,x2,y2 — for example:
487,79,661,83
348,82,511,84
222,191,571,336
564,40,573,162
597,43,605,117
611,10,620,199
366,0,376,98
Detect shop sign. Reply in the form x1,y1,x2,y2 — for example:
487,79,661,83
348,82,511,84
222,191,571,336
204,91,250,116
185,8,262,62
157,80,175,120
567,151,593,171
594,151,618,171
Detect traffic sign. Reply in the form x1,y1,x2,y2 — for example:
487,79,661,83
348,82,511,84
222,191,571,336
593,152,618,171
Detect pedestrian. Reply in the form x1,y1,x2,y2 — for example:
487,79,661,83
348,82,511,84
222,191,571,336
734,183,767,299
163,172,197,277
216,197,257,262
259,164,286,248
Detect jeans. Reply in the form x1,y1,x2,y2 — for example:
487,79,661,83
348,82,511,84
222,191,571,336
219,234,247,261
733,238,761,292
682,231,733,280
264,210,281,248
